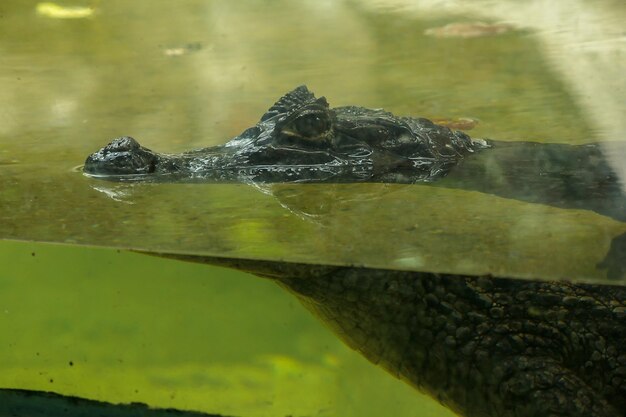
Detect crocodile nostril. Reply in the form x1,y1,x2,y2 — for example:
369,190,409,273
105,136,140,152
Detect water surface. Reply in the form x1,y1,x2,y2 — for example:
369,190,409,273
1,0,625,415
2,0,624,283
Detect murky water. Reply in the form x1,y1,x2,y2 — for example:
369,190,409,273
0,0,624,416
1,240,454,416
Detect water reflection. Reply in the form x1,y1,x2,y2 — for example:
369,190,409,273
361,0,625,144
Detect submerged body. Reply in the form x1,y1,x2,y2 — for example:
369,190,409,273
164,255,626,417
85,87,626,416
284,268,626,417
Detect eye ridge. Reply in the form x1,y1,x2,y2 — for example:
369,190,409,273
295,113,329,137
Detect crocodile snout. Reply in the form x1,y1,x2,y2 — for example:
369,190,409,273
84,136,158,176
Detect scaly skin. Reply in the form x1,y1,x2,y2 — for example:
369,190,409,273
158,255,626,417
280,268,625,417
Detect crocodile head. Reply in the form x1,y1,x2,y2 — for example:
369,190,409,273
84,86,484,183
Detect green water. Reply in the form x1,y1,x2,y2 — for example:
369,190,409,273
0,240,454,416
1,0,624,415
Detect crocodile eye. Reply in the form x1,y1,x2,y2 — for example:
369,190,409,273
281,110,333,142
293,113,330,138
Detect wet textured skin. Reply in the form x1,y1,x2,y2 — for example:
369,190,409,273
85,87,626,416
155,255,626,417
84,85,483,183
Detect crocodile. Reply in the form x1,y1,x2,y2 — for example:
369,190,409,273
83,86,626,279
84,87,626,417
84,85,486,183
